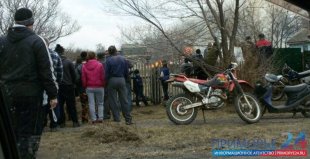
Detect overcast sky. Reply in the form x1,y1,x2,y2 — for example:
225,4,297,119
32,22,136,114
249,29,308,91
58,0,141,51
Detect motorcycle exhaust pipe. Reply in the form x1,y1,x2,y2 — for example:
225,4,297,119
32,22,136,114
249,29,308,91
183,102,204,109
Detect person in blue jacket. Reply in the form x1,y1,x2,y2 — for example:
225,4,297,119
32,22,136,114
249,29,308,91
159,60,170,100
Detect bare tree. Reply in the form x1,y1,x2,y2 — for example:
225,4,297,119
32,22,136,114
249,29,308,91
0,0,80,43
120,20,209,59
265,3,302,48
106,0,248,75
164,0,245,65
235,0,265,43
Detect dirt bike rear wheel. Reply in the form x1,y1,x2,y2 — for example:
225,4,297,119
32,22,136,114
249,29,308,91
235,93,262,124
166,93,198,125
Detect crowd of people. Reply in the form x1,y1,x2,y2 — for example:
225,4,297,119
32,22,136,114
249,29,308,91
0,7,274,159
0,8,150,158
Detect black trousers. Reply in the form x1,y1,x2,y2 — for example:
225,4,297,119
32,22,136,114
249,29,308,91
134,87,148,106
161,81,169,100
58,85,78,125
11,96,44,159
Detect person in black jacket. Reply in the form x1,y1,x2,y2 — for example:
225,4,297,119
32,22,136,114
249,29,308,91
193,49,208,80
132,69,148,106
55,44,80,128
180,58,193,77
0,8,58,158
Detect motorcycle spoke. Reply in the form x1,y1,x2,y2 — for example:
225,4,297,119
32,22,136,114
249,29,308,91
238,95,260,119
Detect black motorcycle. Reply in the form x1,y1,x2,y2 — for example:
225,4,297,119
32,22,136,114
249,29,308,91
255,73,310,117
271,64,310,101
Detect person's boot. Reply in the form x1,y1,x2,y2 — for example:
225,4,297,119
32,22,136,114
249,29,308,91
125,119,134,125
73,122,80,127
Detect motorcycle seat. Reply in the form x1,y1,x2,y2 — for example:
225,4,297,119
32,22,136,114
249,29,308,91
188,78,207,85
284,83,308,93
265,74,283,83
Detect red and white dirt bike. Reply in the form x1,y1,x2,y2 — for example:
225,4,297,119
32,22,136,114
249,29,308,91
166,63,262,124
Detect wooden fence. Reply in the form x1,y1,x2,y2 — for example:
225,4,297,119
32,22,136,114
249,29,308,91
130,62,183,105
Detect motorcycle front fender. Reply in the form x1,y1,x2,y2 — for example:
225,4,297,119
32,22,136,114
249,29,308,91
253,82,272,104
228,80,253,92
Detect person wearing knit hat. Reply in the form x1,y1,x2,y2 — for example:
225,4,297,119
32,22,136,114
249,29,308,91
0,7,58,158
14,8,35,26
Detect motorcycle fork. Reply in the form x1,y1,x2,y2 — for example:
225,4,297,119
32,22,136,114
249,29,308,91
234,80,253,110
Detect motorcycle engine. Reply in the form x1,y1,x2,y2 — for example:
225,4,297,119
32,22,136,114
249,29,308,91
209,89,225,108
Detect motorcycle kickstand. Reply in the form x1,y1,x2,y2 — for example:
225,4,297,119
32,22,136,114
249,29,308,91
202,109,206,123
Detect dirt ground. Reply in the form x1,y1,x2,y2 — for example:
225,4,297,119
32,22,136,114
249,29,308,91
36,104,310,159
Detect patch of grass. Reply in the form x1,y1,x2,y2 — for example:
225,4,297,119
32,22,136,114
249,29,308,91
38,105,310,159
81,123,142,144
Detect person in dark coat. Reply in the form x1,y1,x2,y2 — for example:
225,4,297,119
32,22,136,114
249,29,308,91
193,49,208,79
132,69,148,106
105,46,133,125
0,8,58,158
55,44,80,128
180,57,193,77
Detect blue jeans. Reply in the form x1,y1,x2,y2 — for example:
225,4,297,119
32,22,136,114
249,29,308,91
86,87,104,121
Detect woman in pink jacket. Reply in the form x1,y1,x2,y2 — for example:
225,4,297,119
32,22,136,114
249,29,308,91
82,52,105,123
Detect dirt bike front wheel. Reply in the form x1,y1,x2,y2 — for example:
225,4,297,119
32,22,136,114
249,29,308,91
235,93,262,124
166,93,198,125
